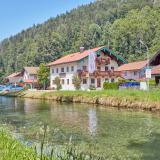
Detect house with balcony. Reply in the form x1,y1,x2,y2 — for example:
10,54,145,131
22,67,39,88
48,46,127,90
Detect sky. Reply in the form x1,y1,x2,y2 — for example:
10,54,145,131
0,0,95,41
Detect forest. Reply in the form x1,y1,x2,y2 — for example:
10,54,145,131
0,0,160,77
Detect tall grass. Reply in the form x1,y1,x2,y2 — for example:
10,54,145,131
0,126,105,160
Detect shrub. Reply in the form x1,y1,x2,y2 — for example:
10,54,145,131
103,82,119,90
54,77,62,90
72,75,81,90
89,85,96,90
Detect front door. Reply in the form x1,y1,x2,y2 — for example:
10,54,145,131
97,78,101,88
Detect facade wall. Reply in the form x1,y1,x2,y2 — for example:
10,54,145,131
121,68,145,80
50,55,120,90
8,76,23,84
23,71,37,81
50,62,78,90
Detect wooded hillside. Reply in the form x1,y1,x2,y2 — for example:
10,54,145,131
0,0,160,75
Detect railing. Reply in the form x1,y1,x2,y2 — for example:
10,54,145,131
78,70,121,77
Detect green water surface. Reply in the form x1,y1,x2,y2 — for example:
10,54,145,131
0,96,160,159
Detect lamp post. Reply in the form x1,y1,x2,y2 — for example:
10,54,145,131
139,39,150,91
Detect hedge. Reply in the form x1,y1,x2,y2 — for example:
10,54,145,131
103,82,119,90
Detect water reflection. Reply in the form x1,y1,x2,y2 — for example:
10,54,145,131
88,109,97,136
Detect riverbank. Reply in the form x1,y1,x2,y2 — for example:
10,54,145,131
0,128,103,160
22,89,160,112
0,129,38,160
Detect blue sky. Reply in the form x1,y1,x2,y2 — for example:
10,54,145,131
0,0,95,41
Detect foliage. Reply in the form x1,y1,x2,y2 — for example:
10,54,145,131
0,71,5,84
0,129,105,160
89,85,96,90
0,0,160,75
54,77,61,90
103,82,119,90
72,75,81,90
37,63,50,89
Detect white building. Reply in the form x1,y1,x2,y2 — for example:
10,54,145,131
117,60,148,81
48,46,127,90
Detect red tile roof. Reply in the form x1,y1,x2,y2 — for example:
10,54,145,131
116,60,148,71
24,67,39,74
7,72,22,78
152,65,160,75
47,46,104,66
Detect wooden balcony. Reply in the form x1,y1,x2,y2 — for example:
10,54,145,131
78,70,121,78
96,57,111,65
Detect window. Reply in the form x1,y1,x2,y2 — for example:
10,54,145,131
52,69,54,74
72,79,74,84
105,78,109,82
97,66,101,71
61,79,65,85
67,79,69,85
71,66,74,72
83,79,87,84
91,78,95,84
105,66,109,71
124,71,127,76
61,67,64,73
83,66,87,71
56,68,59,73
111,67,114,71
111,79,115,82
67,66,69,72
134,71,137,76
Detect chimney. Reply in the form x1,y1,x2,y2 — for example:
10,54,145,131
80,47,85,53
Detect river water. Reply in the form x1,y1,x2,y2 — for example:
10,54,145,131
0,96,160,159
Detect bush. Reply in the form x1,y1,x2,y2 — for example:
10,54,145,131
89,85,96,90
103,82,119,90
54,77,62,90
72,75,81,90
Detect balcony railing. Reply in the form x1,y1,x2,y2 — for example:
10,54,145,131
78,70,121,77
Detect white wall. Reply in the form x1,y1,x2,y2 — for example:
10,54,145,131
121,69,145,80
50,62,78,90
23,71,37,81
50,54,120,90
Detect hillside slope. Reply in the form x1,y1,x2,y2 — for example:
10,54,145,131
0,0,160,75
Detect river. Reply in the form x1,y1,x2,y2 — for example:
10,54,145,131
0,96,160,159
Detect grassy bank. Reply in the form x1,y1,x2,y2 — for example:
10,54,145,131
0,130,38,160
22,89,160,112
0,128,105,160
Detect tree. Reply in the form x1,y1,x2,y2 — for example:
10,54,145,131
37,64,49,90
54,77,62,90
72,74,81,90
